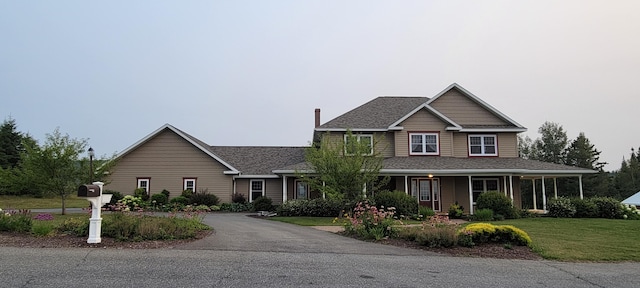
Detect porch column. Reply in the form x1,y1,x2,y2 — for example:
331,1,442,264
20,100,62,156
282,175,287,203
503,177,508,196
542,176,547,212
509,175,514,203
233,178,237,195
468,176,474,215
554,178,558,199
579,175,584,199
532,179,537,210
404,175,409,195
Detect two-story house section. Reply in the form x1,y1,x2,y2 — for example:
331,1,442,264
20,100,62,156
293,83,595,213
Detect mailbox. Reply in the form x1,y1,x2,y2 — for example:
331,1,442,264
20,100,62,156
78,184,101,197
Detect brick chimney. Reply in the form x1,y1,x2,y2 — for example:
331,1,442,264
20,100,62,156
314,108,321,128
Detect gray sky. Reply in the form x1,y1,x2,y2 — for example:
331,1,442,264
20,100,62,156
1,1,638,171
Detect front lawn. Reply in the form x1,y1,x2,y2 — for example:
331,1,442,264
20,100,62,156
0,195,89,209
491,218,640,262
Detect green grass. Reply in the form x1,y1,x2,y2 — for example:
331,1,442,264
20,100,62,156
488,218,640,262
0,195,90,209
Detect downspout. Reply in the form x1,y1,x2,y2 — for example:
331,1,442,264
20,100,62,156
579,175,584,199
282,175,287,203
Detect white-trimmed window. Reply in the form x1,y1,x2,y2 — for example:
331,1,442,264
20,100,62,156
250,180,265,202
137,178,150,193
472,178,499,204
295,180,309,199
469,135,497,156
183,178,196,192
409,133,439,155
344,134,373,155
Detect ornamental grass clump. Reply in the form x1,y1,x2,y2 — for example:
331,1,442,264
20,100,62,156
344,201,397,240
398,215,460,248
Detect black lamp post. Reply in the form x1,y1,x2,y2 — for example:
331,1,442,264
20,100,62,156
88,147,94,183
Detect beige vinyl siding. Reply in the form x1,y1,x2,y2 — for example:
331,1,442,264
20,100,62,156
497,133,518,157
429,89,509,126
394,109,453,157
452,133,468,157
235,178,284,204
322,132,393,157
451,132,519,158
106,129,233,203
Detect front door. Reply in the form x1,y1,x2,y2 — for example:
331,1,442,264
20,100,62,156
411,178,441,211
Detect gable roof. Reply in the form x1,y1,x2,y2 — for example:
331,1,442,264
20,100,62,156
209,146,307,177
114,124,240,174
317,96,428,131
427,83,526,132
316,83,527,133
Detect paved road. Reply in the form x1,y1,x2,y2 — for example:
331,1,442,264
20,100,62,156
1,213,639,287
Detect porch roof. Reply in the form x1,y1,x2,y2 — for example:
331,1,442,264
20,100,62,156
273,157,596,176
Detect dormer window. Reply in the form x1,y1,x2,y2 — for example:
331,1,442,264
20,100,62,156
409,132,439,155
344,134,373,155
469,135,497,156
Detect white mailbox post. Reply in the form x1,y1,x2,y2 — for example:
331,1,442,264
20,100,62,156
77,181,112,244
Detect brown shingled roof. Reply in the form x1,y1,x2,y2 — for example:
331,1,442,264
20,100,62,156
318,96,428,129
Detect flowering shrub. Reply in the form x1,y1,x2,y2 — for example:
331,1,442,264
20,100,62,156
344,201,397,240
621,204,640,220
33,213,54,221
0,209,32,232
117,195,145,211
461,223,532,246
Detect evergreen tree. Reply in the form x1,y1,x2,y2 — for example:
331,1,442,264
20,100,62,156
564,132,611,197
0,118,25,169
614,148,640,199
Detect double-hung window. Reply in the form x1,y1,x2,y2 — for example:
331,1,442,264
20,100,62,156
250,180,265,202
409,133,439,155
344,134,373,155
137,178,150,193
183,178,196,192
469,135,497,156
295,180,309,199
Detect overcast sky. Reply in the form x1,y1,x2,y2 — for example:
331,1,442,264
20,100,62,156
1,1,638,171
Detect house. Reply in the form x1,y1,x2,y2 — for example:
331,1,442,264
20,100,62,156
105,83,595,213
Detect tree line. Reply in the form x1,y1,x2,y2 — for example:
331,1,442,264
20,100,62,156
0,118,114,214
519,121,638,201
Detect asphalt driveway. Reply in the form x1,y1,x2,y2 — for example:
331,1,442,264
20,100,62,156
176,213,434,256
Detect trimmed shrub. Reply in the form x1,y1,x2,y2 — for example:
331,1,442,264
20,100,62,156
448,203,464,219
220,202,251,212
189,189,220,206
277,198,344,217
161,189,170,198
476,191,517,219
592,197,624,219
232,193,247,204
103,190,124,205
150,193,168,205
372,190,419,217
472,208,494,221
570,198,598,218
252,196,273,211
547,197,576,218
169,196,189,206
461,223,531,246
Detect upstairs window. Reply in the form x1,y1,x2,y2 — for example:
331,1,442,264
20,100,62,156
409,133,439,155
344,134,373,155
469,135,497,156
